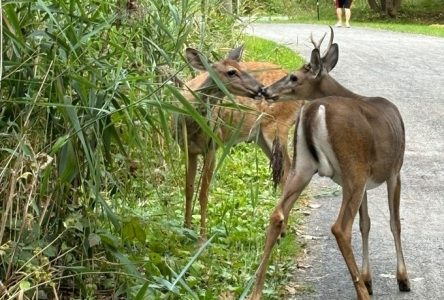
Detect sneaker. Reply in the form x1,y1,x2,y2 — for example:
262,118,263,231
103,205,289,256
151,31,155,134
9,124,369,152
345,23,351,28
335,22,342,27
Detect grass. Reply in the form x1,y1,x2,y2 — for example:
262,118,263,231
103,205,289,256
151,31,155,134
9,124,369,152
348,22,444,37
248,0,444,37
0,0,307,298
176,36,306,299
1,0,309,297
254,17,444,37
110,36,307,299
141,1,442,298
243,35,305,69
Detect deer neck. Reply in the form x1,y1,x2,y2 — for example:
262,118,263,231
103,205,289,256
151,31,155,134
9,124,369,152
196,85,224,114
191,76,225,115
316,75,362,99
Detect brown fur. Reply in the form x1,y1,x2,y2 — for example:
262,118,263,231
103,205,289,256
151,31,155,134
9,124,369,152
178,61,303,240
270,135,284,189
251,30,410,300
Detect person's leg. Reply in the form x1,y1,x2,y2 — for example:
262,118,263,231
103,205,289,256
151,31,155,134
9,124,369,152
345,8,351,27
336,8,343,27
344,0,352,27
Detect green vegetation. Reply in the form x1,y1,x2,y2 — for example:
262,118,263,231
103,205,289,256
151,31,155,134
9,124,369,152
0,0,306,299
346,22,444,37
247,0,444,37
243,36,305,69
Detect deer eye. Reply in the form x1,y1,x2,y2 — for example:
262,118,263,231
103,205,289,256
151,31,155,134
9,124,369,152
290,74,298,82
227,69,237,77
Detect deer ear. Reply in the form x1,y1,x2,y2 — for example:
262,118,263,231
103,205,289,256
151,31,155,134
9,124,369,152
226,45,244,62
310,48,323,77
185,48,209,71
322,43,339,73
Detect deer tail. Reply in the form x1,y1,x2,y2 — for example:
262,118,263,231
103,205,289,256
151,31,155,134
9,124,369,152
270,135,284,190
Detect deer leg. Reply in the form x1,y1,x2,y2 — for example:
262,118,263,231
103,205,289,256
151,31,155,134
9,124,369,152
257,129,292,236
250,168,314,300
331,183,370,300
198,148,216,241
387,173,411,292
185,153,198,228
359,191,372,294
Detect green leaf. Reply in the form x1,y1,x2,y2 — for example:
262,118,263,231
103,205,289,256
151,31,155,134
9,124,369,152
96,193,121,231
109,250,142,279
134,282,150,300
21,143,33,157
62,95,93,172
88,233,101,247
170,233,217,290
63,214,83,232
19,280,31,290
43,245,57,257
99,232,121,250
122,222,135,241
122,218,146,244
166,85,223,148
58,139,78,184
51,134,70,155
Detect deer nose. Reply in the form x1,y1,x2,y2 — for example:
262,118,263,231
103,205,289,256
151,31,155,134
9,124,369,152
260,86,270,97
261,87,279,102
253,86,267,100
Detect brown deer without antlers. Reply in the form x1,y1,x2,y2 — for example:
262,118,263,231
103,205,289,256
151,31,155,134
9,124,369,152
175,47,303,240
249,28,410,300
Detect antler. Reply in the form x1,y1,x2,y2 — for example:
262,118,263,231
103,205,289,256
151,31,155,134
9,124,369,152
310,26,335,59
323,26,335,58
310,32,326,50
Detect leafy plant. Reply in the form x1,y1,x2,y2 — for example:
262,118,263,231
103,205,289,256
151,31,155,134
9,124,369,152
0,0,231,298
246,0,444,37
1,0,306,298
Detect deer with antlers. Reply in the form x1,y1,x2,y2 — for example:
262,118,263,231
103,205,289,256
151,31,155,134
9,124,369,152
176,47,303,240
249,28,411,300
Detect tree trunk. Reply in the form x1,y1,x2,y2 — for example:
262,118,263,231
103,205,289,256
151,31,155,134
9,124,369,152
367,0,379,10
385,0,401,17
381,0,387,11
368,0,402,17
393,0,402,14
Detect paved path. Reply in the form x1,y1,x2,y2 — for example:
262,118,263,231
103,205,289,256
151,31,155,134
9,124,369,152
246,24,444,299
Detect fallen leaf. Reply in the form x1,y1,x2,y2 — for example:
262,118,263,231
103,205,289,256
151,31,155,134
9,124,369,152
219,291,235,300
297,263,312,269
285,285,297,294
379,274,396,279
309,203,322,209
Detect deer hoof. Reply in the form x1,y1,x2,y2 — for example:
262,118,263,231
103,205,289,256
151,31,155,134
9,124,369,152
397,278,411,292
364,280,373,295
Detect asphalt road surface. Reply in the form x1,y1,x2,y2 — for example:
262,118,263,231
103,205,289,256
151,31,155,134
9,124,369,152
246,24,444,299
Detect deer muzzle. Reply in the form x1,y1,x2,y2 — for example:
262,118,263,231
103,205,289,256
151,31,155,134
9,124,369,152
260,87,280,102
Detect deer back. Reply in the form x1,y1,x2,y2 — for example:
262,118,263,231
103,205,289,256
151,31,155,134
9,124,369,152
262,28,405,188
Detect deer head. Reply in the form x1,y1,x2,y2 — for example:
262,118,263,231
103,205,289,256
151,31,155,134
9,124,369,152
185,46,265,99
263,27,340,101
